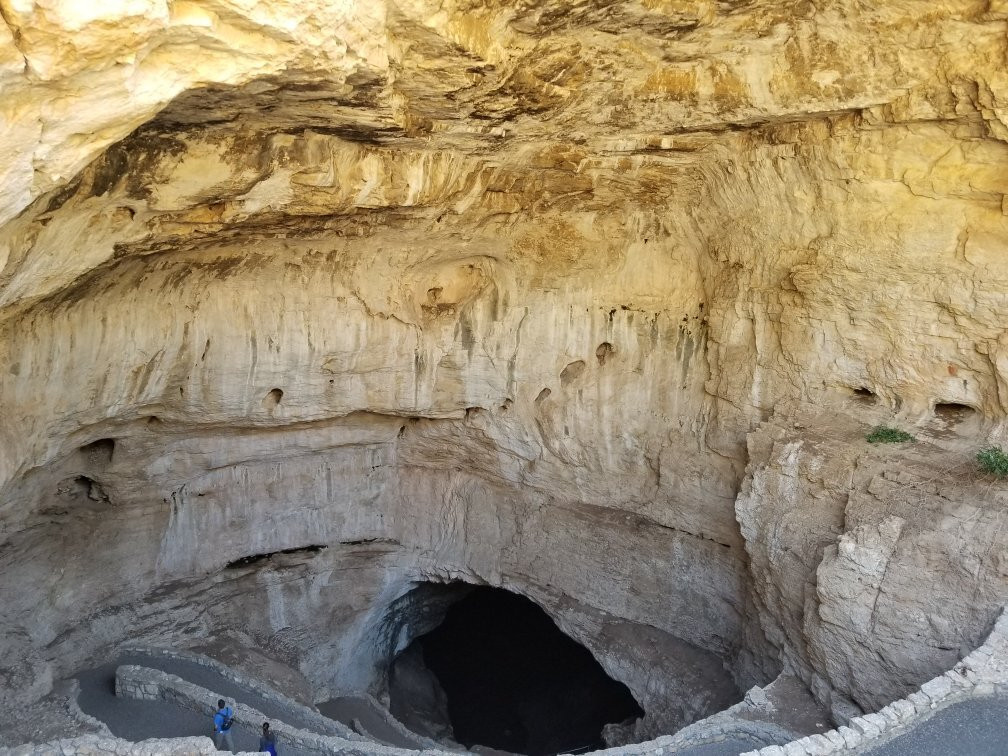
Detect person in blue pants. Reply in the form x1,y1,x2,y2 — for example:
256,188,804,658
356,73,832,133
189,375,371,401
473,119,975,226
213,699,235,752
259,722,278,755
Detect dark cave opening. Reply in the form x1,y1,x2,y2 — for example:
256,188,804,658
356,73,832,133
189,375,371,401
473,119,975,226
389,585,643,756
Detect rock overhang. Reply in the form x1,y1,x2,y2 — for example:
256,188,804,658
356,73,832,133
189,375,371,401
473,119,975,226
2,0,1008,749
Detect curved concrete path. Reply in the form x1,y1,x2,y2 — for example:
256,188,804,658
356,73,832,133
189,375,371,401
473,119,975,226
668,742,766,756
864,695,1008,756
75,651,774,756
76,658,316,755
75,651,424,754
316,696,418,749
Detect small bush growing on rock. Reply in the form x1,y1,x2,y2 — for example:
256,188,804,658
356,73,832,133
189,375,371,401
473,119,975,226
977,446,1008,477
866,426,915,444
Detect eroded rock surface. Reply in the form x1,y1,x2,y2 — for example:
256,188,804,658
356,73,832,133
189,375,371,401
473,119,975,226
1,0,1008,748
739,404,1008,722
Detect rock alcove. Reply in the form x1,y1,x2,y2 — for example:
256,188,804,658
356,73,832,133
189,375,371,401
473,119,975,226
2,0,1008,752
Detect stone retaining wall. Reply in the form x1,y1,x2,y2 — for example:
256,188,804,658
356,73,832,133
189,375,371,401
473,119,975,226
58,677,114,739
0,734,251,755
739,608,1008,756
115,665,440,756
9,611,1008,756
590,722,776,756
121,647,313,705
117,654,357,743
589,687,798,755
354,690,444,750
121,646,440,750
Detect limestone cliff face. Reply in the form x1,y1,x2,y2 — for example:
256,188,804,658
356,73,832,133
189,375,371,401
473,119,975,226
1,0,1008,744
738,404,1008,721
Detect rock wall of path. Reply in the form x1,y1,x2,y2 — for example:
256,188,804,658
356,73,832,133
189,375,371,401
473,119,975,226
739,608,1008,755
0,735,243,756
115,664,432,756
121,646,440,749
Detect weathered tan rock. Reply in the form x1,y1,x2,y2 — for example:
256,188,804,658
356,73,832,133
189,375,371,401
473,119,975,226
1,0,1008,748
0,0,388,226
738,404,1008,720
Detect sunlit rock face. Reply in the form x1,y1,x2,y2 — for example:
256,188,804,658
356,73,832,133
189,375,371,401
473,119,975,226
2,0,1008,746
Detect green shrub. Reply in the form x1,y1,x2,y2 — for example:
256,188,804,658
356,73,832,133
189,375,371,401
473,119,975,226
866,426,915,444
977,446,1008,477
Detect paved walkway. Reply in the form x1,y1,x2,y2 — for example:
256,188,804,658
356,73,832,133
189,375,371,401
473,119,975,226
74,652,421,754
670,742,767,756
317,696,418,749
864,695,1008,756
76,660,316,755
74,651,778,756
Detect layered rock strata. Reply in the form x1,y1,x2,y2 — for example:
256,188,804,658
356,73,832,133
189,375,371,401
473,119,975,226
2,0,1008,749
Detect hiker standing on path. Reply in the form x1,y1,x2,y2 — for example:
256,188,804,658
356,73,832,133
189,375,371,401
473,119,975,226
259,722,278,755
213,698,236,753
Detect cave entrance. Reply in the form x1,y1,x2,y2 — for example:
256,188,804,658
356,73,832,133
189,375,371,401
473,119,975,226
388,584,643,755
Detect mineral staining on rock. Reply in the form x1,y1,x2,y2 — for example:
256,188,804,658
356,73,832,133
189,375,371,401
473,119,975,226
1,0,1008,748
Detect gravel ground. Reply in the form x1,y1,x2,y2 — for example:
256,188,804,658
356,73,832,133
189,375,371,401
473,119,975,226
864,695,1008,756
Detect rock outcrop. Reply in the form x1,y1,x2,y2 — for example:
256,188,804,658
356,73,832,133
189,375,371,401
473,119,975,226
1,0,1008,748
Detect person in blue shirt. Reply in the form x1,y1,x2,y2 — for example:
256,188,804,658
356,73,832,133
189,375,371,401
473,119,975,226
259,722,278,755
213,698,235,753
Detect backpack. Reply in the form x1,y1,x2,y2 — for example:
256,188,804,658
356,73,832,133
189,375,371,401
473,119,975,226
221,707,234,731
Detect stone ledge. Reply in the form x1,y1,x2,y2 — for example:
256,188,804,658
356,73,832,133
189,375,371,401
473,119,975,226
589,705,785,755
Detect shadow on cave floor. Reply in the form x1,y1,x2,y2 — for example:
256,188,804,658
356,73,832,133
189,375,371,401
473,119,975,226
389,586,644,756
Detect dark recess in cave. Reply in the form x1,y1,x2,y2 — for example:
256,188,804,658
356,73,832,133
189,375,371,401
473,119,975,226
224,544,326,569
262,387,284,410
80,438,115,466
934,401,974,419
398,586,643,755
